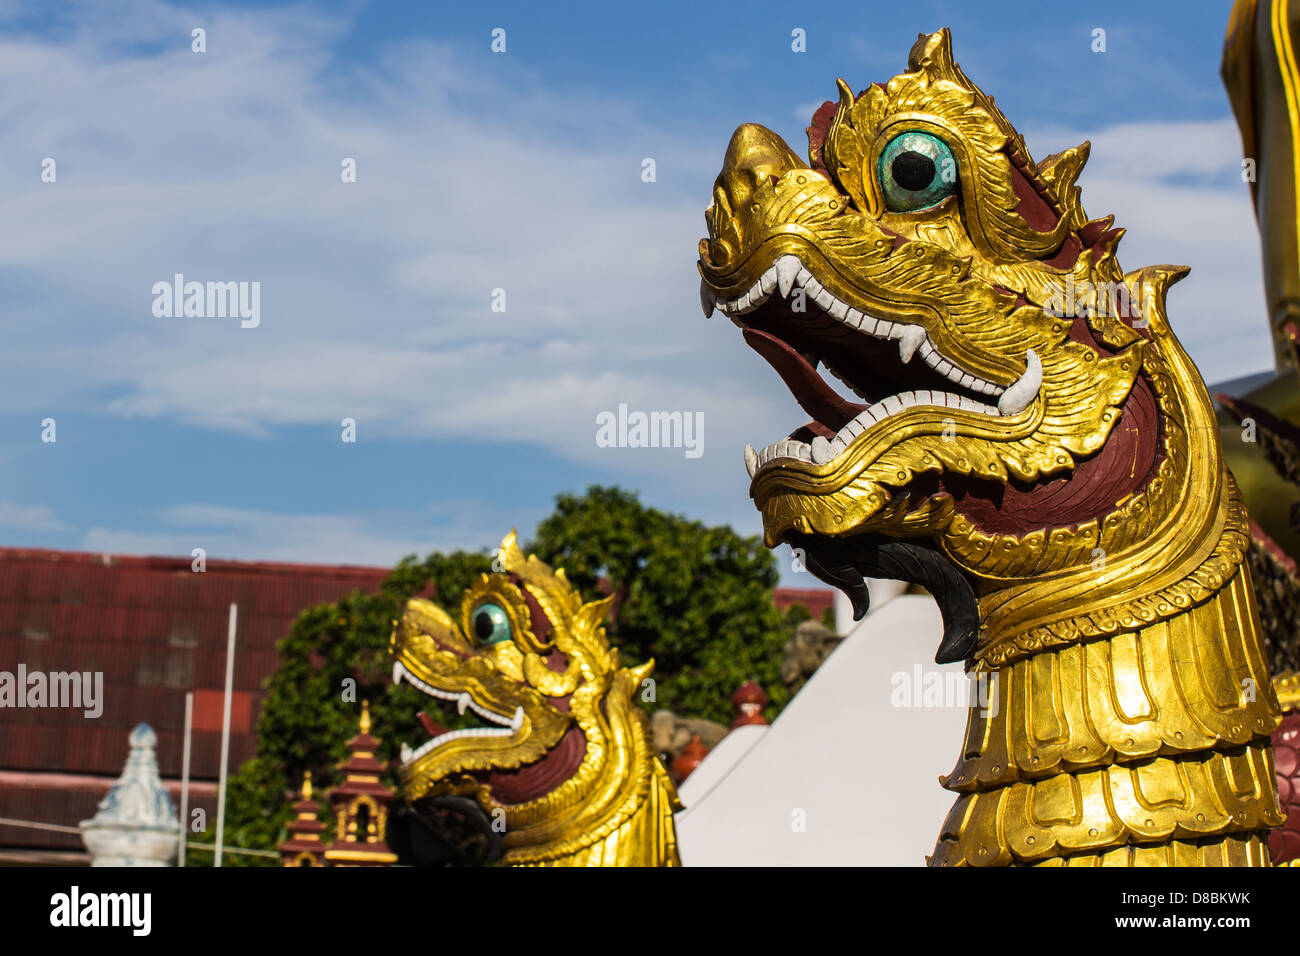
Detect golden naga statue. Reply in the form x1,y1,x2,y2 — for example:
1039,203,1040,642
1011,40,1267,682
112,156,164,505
698,29,1286,865
389,531,681,866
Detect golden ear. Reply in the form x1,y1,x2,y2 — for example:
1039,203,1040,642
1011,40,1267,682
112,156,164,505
907,28,956,77
576,594,617,638
494,529,524,575
821,78,874,215
1037,142,1090,215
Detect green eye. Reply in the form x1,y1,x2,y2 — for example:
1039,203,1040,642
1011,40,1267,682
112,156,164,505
471,603,511,645
878,131,957,211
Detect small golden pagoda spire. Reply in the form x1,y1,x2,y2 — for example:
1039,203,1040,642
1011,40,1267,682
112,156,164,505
278,771,327,867
323,701,397,867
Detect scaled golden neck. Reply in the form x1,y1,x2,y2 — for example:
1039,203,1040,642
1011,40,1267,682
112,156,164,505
931,323,1285,866
944,289,1247,669
494,668,682,867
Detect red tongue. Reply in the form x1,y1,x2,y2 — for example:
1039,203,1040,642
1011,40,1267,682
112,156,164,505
419,712,447,738
743,328,866,433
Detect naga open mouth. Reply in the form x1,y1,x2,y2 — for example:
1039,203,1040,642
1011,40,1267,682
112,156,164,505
393,660,525,766
702,253,1043,477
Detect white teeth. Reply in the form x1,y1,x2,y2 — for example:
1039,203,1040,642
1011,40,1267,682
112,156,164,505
700,278,714,318
776,255,801,297
392,661,520,763
718,254,1001,394
752,380,1014,473
997,349,1041,416
750,438,814,472
810,435,833,465
719,253,1035,477
895,325,926,363
403,722,516,762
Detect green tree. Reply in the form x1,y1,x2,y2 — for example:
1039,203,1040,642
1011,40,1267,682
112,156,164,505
191,550,492,865
531,486,789,724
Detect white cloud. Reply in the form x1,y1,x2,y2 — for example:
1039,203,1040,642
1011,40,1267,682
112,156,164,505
0,4,1278,526
81,500,535,566
0,501,64,531
794,100,828,123
0,0,778,498
1024,118,1273,381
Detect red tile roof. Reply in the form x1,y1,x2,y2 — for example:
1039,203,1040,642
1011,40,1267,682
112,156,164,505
772,586,835,619
0,547,388,791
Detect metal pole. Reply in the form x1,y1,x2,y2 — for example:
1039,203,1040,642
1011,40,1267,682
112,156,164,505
178,691,193,866
214,603,237,867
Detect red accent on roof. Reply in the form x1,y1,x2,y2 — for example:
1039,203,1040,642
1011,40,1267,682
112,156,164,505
671,734,708,784
772,586,835,617
731,680,770,729
190,689,252,734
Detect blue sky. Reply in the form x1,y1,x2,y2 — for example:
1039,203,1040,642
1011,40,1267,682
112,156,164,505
0,0,1271,577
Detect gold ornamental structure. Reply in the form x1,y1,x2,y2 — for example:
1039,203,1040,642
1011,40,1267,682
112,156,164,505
698,29,1285,865
389,531,681,866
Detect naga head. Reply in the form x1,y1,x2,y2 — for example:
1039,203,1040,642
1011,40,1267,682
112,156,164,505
390,532,668,863
699,29,1190,661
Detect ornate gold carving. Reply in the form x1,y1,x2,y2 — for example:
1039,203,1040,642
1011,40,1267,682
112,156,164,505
390,532,680,866
1276,670,1300,711
932,745,1282,866
701,28,1285,865
946,568,1279,792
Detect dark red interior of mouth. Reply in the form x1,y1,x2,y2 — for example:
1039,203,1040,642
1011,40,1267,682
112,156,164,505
743,328,861,439
739,295,984,439
738,274,1167,542
414,705,587,805
477,725,587,805
419,712,447,738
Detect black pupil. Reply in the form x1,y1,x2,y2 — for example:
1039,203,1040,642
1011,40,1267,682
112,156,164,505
892,151,936,191
474,611,495,641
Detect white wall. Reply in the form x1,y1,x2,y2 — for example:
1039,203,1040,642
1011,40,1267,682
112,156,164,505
675,588,970,866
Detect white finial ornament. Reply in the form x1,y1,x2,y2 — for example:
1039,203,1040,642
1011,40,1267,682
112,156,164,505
80,723,180,866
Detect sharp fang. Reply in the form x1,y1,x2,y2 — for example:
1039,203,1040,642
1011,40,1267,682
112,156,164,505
392,661,405,685
776,255,801,298
457,692,471,715
400,743,413,762
700,279,714,318
896,325,926,364
810,436,833,465
745,443,758,479
997,349,1041,416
